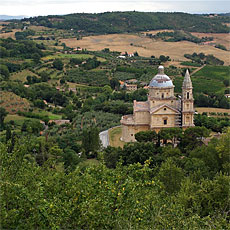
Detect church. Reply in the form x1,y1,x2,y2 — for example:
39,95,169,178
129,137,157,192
121,65,195,142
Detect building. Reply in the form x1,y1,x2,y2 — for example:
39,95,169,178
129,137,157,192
125,84,137,91
121,66,194,142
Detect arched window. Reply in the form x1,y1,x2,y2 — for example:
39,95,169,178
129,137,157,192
162,93,164,99
187,92,189,99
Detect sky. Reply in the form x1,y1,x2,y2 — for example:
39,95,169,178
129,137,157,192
0,0,229,17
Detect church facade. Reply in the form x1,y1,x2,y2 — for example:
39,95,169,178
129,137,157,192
121,66,194,142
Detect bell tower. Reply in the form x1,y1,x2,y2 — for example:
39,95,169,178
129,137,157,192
181,69,194,128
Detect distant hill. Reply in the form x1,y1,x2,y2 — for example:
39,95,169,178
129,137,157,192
218,13,230,16
22,11,229,34
0,15,26,20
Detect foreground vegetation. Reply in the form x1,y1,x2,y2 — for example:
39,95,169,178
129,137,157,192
1,127,230,229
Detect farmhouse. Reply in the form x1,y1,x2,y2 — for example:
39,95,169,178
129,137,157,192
126,84,137,91
121,66,194,142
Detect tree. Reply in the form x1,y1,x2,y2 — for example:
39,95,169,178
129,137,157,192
0,46,9,58
158,158,184,194
215,127,230,173
179,126,210,153
40,71,49,82
159,55,170,62
32,53,41,63
189,142,221,177
223,79,229,87
121,142,157,165
82,127,100,157
135,130,157,142
33,99,45,109
62,148,81,173
158,128,182,146
0,64,10,80
0,107,8,130
134,51,139,56
103,146,122,168
110,78,120,90
5,125,12,143
26,75,32,84
53,59,64,70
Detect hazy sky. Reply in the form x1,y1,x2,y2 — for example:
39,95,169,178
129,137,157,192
0,0,229,17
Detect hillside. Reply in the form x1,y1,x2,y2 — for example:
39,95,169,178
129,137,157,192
61,33,230,65
23,12,229,34
1,10,230,230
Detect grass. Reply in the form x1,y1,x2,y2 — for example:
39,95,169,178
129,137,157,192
60,33,230,65
5,114,39,127
0,91,31,114
193,66,230,81
42,53,106,62
109,126,125,148
10,69,39,82
192,66,230,94
33,109,62,120
5,114,26,122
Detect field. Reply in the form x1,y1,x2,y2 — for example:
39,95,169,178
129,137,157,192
0,91,31,114
191,66,230,94
10,69,40,82
42,53,106,62
191,32,230,50
195,107,230,115
108,126,125,148
5,114,27,122
0,29,21,39
34,110,62,120
61,33,230,65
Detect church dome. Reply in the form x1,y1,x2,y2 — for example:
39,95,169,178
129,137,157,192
149,66,173,88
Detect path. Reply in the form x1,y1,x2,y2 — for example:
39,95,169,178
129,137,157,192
191,64,206,76
99,130,110,148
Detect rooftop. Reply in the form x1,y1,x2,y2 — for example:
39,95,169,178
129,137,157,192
134,101,149,112
149,66,174,88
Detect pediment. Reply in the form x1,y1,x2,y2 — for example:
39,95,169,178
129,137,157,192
150,104,180,115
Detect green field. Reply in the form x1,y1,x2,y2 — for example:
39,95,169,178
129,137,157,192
180,61,202,67
5,114,39,127
5,114,27,122
33,110,62,120
108,126,125,148
42,53,106,62
173,76,183,93
192,66,230,94
10,69,40,82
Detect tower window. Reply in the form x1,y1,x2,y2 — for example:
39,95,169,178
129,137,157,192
187,92,189,99
164,119,167,125
162,93,164,99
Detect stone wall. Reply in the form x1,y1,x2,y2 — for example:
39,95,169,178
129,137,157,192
121,124,149,142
